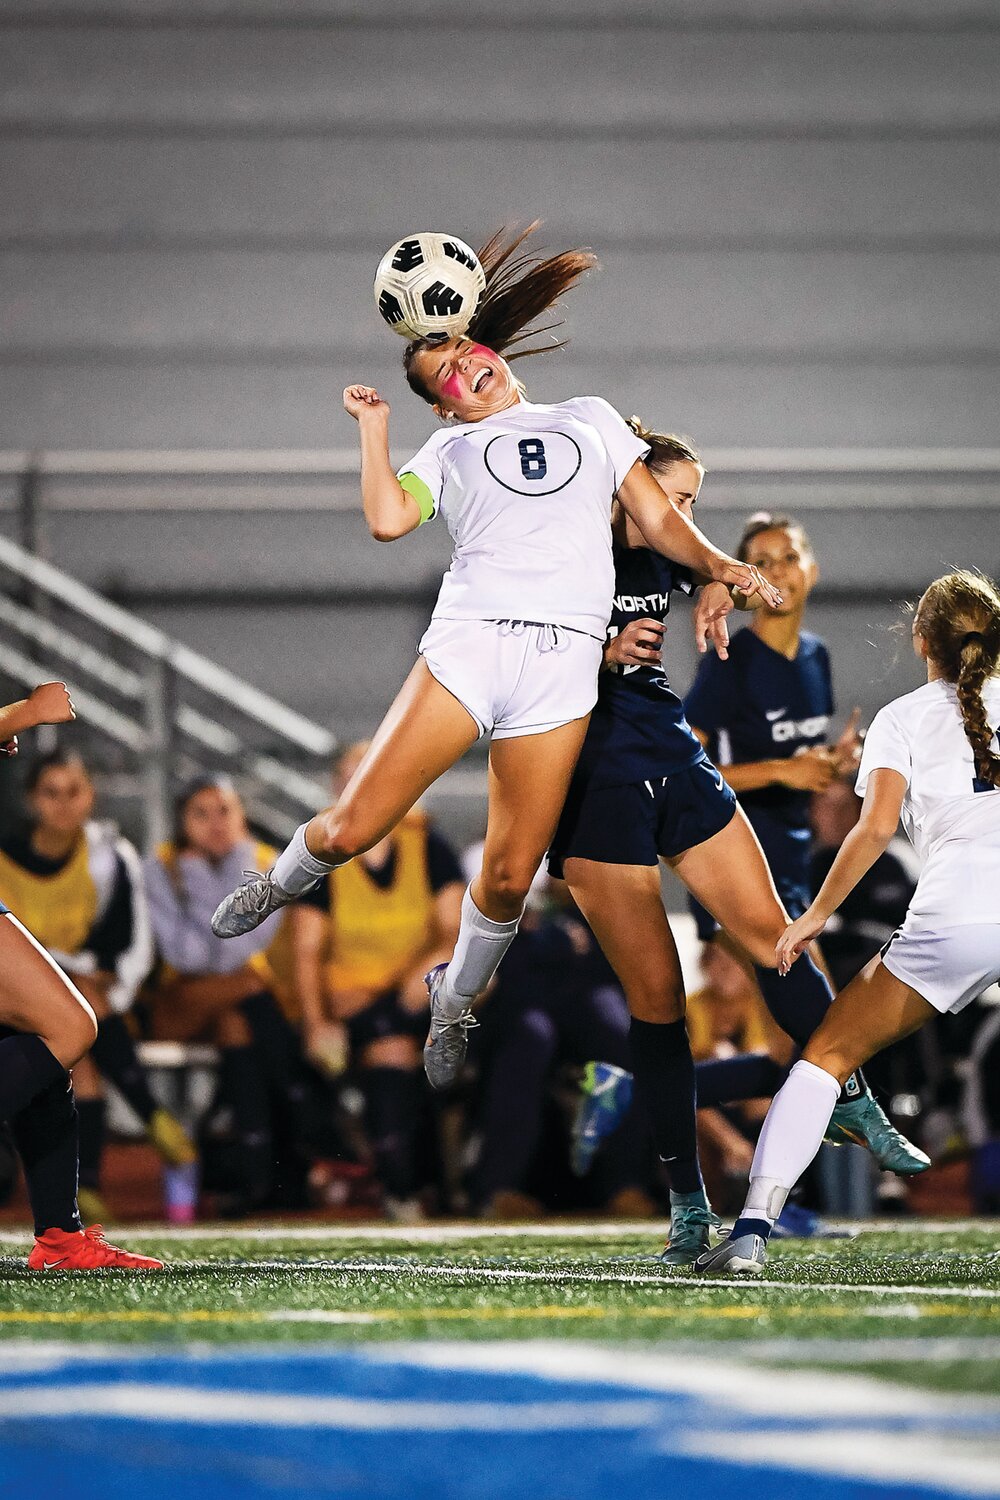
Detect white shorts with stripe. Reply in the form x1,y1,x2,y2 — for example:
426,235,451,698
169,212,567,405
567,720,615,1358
882,922,1000,1014
418,618,602,740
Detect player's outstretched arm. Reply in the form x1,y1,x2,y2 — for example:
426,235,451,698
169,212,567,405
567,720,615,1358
344,385,423,542
616,460,781,606
776,766,906,972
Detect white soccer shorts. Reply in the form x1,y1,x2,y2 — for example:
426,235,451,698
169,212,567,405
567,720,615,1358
418,617,602,740
882,922,1000,1014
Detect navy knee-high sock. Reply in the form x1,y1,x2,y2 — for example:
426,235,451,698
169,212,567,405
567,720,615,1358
629,1017,702,1195
0,1034,66,1121
695,1052,789,1108
9,1075,82,1234
754,956,865,1103
90,1014,157,1123
364,1067,423,1201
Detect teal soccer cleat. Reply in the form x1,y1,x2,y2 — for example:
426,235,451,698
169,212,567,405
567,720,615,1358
660,1190,722,1267
825,1089,931,1176
570,1062,633,1177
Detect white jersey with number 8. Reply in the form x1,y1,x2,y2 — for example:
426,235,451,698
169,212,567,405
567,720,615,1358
397,396,649,640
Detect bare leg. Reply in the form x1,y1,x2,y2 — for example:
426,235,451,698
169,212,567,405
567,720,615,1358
0,915,97,1067
670,808,843,1061
475,718,592,921
563,860,684,1023
308,659,481,862
668,808,789,965
424,717,590,1086
802,960,935,1084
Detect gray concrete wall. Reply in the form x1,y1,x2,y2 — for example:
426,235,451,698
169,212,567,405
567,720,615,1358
1,2,998,848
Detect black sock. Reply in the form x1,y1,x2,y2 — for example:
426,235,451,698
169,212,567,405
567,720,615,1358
76,1097,106,1190
695,1052,788,1108
0,1034,65,1121
629,1017,702,1195
91,1014,157,1123
364,1066,422,1201
9,1075,82,1234
754,957,865,1104
217,1045,274,1195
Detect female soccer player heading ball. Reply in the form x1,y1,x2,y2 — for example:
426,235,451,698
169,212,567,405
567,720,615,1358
212,224,778,1089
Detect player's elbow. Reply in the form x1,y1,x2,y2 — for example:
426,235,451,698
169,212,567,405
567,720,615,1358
859,815,898,848
367,517,409,543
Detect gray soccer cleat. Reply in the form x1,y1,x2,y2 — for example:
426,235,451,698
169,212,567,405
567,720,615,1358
422,963,479,1091
694,1229,768,1277
211,870,294,938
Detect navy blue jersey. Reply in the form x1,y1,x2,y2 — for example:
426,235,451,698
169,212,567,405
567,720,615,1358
684,626,833,829
573,544,706,790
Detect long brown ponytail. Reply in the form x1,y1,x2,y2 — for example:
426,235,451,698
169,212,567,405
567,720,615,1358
404,221,597,402
915,570,1000,786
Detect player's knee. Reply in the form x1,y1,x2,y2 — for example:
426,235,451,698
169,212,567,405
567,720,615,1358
627,979,684,1024
53,992,98,1067
312,805,374,864
478,856,533,914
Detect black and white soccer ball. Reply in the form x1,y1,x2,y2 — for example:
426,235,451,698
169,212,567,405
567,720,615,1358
373,233,487,339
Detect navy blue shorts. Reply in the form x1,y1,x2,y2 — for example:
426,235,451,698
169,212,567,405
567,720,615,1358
548,758,737,878
689,811,813,940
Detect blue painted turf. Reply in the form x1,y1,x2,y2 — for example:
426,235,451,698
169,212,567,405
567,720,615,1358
1,1346,997,1500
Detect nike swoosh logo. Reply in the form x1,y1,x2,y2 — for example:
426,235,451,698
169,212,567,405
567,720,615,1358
765,708,786,721
40,1257,68,1269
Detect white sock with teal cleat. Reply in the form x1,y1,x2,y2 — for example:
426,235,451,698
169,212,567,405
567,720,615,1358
731,1059,841,1244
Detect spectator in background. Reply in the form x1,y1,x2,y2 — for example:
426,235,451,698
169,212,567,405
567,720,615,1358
0,750,195,1220
472,882,657,1220
145,775,312,1215
289,742,464,1220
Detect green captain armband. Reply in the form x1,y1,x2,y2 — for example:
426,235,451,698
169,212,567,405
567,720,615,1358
399,472,437,525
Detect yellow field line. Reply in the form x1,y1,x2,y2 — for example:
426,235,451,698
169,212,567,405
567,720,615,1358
0,1302,995,1327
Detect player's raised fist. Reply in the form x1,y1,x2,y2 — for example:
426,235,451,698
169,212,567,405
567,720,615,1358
28,681,76,726
343,385,390,421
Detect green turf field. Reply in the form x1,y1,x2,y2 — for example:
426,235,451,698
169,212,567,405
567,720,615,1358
1,1221,998,1394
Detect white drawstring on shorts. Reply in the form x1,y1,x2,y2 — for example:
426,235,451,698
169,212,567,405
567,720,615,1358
496,620,570,654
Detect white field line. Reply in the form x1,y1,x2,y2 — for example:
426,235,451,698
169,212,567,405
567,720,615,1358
268,1257,1000,1301
0,1384,661,1432
375,1340,1000,1421
3,1335,1000,1369
0,1217,993,1246
681,1430,1000,1496
3,1252,996,1300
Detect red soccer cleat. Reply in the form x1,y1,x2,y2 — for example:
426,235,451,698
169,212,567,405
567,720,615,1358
27,1224,165,1272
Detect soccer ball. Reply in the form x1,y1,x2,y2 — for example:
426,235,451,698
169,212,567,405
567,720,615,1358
373,233,487,340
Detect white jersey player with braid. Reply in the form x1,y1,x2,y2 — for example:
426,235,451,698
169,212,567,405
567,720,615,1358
210,224,774,1093
695,568,1000,1277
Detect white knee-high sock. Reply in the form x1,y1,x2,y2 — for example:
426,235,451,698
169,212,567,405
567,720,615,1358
438,885,522,1019
271,822,342,896
742,1059,842,1225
